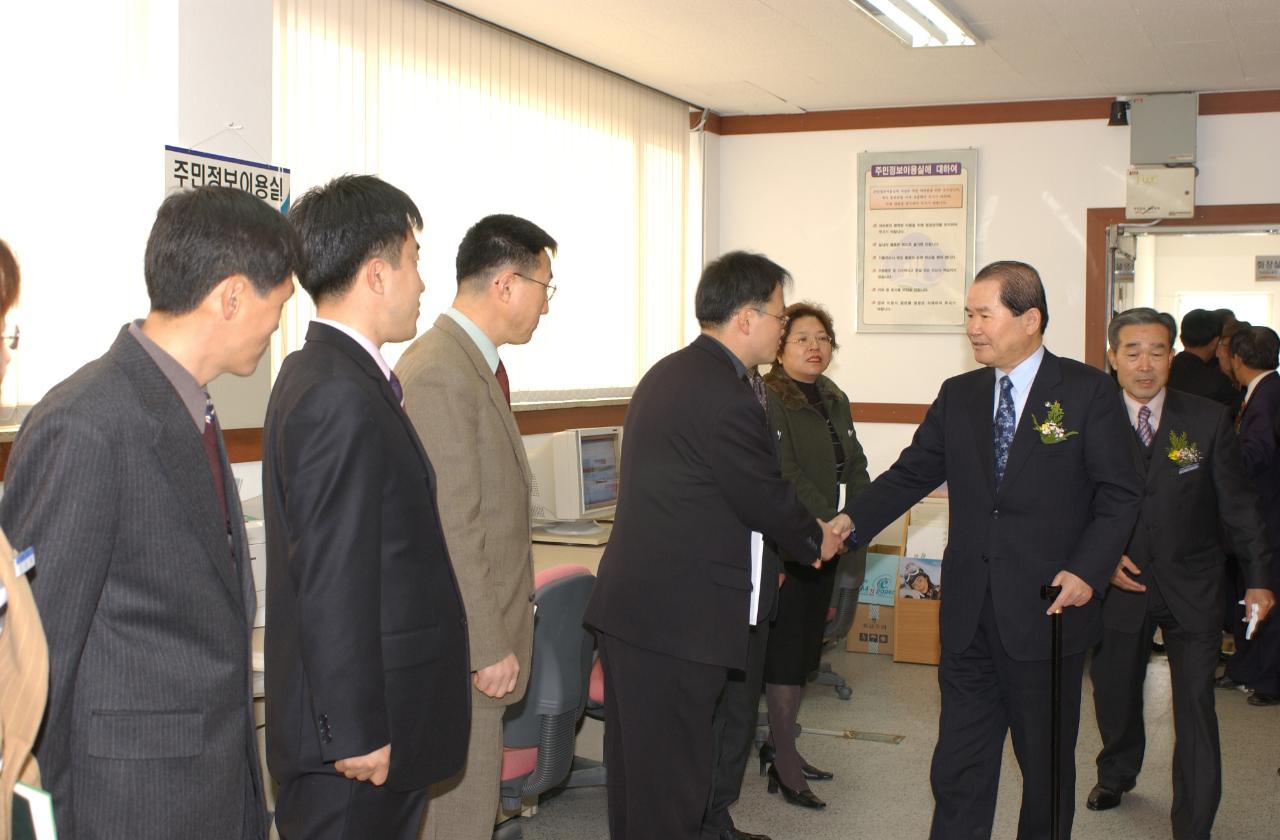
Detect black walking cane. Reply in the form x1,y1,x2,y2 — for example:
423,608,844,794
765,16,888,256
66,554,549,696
1040,584,1063,840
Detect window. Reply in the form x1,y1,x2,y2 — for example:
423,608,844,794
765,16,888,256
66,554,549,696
273,0,699,401
0,0,177,420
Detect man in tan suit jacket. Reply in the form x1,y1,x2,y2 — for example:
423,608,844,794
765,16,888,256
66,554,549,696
0,238,44,840
1,532,47,840
396,214,558,840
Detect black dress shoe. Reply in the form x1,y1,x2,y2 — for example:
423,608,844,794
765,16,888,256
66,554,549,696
1214,675,1245,690
719,829,771,840
757,743,834,780
766,764,826,810
1247,691,1280,706
1086,784,1125,811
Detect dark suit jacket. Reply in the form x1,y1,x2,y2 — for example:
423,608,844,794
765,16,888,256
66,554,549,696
263,322,470,792
584,335,822,670
1237,370,1280,585
847,350,1142,661
1102,388,1272,634
1168,350,1241,411
0,328,266,839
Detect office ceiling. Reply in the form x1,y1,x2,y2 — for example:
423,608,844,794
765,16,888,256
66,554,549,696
443,0,1280,115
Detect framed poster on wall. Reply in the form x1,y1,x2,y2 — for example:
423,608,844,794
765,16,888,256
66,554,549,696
856,149,977,333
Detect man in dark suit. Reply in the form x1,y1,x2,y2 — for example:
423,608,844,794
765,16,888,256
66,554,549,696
0,186,301,839
584,251,843,840
839,261,1142,839
1221,326,1280,706
1086,308,1273,839
1168,309,1241,411
702,422,783,840
263,175,470,839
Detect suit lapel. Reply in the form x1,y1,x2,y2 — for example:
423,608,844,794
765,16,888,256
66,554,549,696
112,331,242,605
212,413,256,622
966,367,997,496
997,350,1063,498
1145,391,1180,489
308,321,440,493
437,316,531,489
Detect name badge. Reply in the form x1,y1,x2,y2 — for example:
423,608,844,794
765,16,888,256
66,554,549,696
1178,463,1200,475
14,547,34,578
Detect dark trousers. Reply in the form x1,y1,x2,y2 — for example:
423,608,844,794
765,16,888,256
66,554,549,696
930,592,1085,840
1091,577,1221,840
702,622,770,839
274,773,427,840
1225,569,1280,696
598,632,728,840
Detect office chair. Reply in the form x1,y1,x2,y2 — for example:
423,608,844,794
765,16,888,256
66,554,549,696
812,549,866,700
493,564,604,839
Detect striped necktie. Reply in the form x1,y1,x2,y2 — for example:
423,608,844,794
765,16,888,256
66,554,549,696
1137,404,1154,447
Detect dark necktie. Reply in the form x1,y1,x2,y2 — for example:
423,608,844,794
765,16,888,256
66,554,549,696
388,371,404,405
202,397,230,535
496,359,511,405
1137,404,1154,447
993,375,1016,488
748,370,768,413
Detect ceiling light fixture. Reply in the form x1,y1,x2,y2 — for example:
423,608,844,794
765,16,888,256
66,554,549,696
847,0,978,48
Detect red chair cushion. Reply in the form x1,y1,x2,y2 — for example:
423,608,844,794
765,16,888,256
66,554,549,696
534,563,593,589
501,746,538,781
588,657,605,704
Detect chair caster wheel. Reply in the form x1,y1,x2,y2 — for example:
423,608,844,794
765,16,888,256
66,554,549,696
835,686,852,700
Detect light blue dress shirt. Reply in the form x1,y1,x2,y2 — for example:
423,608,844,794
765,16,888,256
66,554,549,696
445,307,500,373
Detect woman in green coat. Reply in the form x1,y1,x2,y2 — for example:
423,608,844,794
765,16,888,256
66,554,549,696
759,302,870,809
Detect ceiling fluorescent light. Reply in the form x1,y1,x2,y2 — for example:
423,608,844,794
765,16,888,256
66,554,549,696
848,0,978,48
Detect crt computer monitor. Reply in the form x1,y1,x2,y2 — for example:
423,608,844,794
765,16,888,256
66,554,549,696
523,426,622,535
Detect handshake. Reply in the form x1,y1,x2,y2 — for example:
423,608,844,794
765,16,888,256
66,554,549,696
813,512,856,568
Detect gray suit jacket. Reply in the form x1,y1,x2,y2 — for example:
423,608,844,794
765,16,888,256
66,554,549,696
0,327,265,840
395,314,534,707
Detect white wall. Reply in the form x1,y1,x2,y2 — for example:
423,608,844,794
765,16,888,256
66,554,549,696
181,0,278,429
716,112,1280,475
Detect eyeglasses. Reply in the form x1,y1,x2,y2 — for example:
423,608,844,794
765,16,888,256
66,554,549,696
513,272,557,302
0,324,18,350
785,334,832,348
753,308,789,327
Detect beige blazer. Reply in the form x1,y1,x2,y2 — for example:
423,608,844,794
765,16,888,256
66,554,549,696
396,314,534,708
0,528,47,840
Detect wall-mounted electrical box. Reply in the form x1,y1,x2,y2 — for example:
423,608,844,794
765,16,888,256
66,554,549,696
1129,93,1198,165
1126,165,1196,219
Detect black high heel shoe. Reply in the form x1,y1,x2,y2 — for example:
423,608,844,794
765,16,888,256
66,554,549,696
757,743,834,780
766,764,826,810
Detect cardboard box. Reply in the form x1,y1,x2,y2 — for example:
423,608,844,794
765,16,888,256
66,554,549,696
847,603,895,655
893,597,941,665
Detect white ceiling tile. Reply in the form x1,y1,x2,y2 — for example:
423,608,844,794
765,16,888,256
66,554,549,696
444,0,1280,114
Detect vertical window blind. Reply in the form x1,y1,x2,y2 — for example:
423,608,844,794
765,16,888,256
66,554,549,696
273,0,699,400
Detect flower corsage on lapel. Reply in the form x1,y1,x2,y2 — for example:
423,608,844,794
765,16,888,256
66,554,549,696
1166,431,1203,467
1031,400,1080,445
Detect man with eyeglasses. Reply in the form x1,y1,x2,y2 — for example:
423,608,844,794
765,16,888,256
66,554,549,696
585,250,844,840
395,214,557,840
